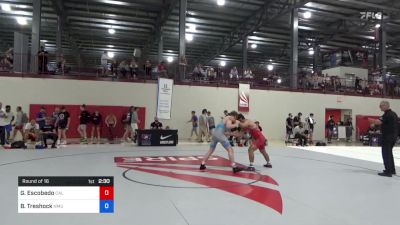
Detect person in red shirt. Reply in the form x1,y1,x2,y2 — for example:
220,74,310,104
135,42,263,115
235,114,272,171
157,61,167,77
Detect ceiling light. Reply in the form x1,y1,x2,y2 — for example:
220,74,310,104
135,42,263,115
186,33,193,42
41,40,48,43
308,49,315,55
167,56,173,63
251,43,257,49
375,12,382,20
108,28,116,34
277,78,282,84
16,17,27,25
1,3,11,12
107,19,117,24
305,2,313,7
107,45,114,48
187,23,196,32
107,52,114,58
103,0,126,5
220,61,226,67
269,59,273,62
303,11,312,19
267,64,274,71
217,0,225,6
375,24,381,28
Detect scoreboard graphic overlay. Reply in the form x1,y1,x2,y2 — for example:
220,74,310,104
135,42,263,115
18,176,114,213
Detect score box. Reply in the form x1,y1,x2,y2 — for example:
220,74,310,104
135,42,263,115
18,176,114,214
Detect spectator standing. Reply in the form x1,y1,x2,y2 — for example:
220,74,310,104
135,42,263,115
4,105,14,143
369,101,399,177
150,117,163,130
187,111,198,140
78,104,90,144
286,113,293,141
345,118,354,142
122,107,134,142
111,60,118,77
306,113,316,144
36,106,47,129
122,107,140,143
293,112,302,127
40,117,58,148
105,113,117,142
37,46,49,74
91,110,102,144
129,58,138,79
0,102,7,146
198,109,209,142
101,51,108,76
326,115,336,144
144,60,152,78
355,77,361,91
207,111,215,142
52,107,60,128
130,107,140,143
57,106,70,145
157,61,167,78
11,106,27,141
119,60,129,78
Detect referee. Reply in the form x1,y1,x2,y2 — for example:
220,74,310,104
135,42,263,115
370,101,398,177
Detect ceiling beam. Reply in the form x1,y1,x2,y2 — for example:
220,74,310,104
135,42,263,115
198,0,312,64
49,0,86,66
142,0,179,59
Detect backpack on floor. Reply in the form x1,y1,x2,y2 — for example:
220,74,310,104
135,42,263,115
11,141,27,149
315,141,327,146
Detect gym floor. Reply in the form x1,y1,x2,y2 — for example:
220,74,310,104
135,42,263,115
1,143,399,225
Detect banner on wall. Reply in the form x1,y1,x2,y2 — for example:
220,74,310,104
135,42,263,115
157,78,174,119
238,83,250,112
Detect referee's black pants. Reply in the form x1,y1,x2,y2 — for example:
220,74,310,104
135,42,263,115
382,138,397,174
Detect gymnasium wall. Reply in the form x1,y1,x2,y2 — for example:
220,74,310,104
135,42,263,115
1,76,399,141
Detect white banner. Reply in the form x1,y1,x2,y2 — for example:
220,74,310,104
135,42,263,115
156,78,174,119
238,83,250,112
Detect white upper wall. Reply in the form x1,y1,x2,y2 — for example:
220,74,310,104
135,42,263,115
322,66,368,80
0,76,399,141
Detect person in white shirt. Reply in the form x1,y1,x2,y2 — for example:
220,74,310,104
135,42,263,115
24,120,40,143
293,122,308,146
101,51,109,76
11,106,27,141
198,109,209,142
305,113,316,144
0,102,7,146
229,66,239,79
244,69,253,79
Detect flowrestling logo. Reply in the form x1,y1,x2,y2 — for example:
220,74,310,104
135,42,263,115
114,155,283,214
140,134,152,145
